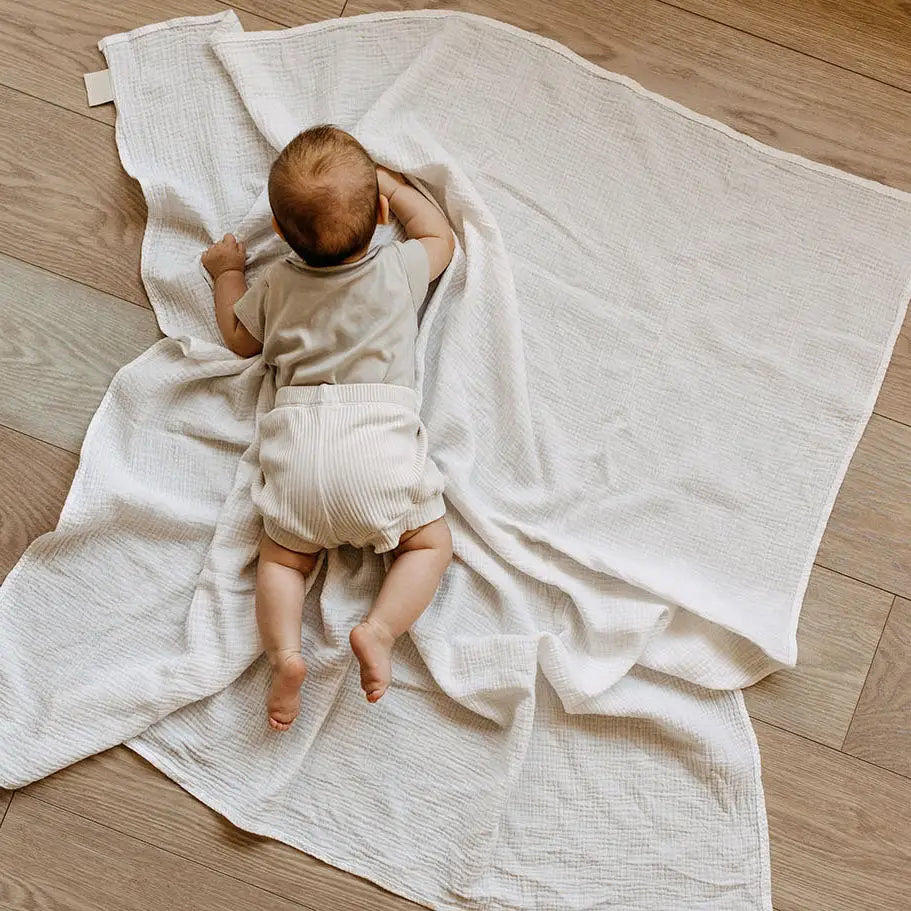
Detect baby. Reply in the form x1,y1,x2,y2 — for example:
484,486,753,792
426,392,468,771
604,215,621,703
202,125,454,730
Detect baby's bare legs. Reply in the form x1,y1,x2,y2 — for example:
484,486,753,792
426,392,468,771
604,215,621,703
256,534,320,730
349,517,452,703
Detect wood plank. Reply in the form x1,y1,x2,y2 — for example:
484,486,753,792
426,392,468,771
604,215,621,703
0,254,160,452
757,720,911,911
817,415,911,599
0,793,305,911
0,426,77,583
744,566,892,748
345,0,911,192
1,6,907,911
0,1,324,127
0,85,148,306
843,597,911,776
19,731,894,911
876,306,911,426
670,0,911,93
24,747,422,910
0,791,10,820
230,0,343,27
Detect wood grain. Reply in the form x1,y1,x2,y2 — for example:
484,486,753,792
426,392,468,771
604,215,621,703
0,791,10,820
817,415,911,599
0,426,77,583
345,0,911,191
670,0,911,92
24,747,422,910
876,305,911,426
744,567,893,748
0,0,319,127
0,85,148,305
0,794,305,911
843,597,911,776
0,253,160,452
758,720,911,911
1,2,909,909
230,0,343,27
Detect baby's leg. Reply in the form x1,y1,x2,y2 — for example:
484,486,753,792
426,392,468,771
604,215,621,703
256,534,320,730
350,517,452,702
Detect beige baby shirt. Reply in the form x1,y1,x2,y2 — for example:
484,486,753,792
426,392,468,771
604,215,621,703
234,238,430,388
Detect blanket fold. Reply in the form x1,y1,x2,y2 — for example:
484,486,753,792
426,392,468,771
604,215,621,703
2,10,910,910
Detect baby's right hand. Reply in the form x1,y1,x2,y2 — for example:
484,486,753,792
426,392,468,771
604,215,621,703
202,234,247,279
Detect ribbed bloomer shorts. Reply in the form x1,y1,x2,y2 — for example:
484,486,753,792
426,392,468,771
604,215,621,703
253,383,446,554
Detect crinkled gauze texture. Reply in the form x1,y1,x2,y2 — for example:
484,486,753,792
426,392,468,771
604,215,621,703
2,10,910,911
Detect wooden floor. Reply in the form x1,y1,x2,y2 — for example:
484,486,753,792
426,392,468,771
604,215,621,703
0,1,909,909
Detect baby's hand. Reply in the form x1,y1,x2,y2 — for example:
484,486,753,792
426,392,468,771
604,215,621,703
376,165,408,200
202,234,246,279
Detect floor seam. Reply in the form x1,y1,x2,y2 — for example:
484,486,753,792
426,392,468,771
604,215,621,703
840,595,897,751
1,81,112,127
213,0,294,28
0,421,81,458
18,791,323,911
811,561,907,600
0,1,909,134
0,249,151,312
753,716,911,783
0,792,13,830
653,0,911,98
0,3,907,905
872,411,911,431
218,0,348,28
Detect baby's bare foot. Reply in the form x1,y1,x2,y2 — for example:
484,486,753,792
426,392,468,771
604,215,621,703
349,620,395,703
267,651,308,731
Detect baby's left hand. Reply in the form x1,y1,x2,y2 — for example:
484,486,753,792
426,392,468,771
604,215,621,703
202,234,247,279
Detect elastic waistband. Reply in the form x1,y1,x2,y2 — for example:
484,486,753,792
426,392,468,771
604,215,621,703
274,383,418,410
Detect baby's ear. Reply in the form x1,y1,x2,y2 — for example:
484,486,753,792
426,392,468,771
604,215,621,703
271,216,285,239
377,194,390,226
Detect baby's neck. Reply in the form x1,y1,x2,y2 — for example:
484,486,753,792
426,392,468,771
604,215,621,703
338,245,371,265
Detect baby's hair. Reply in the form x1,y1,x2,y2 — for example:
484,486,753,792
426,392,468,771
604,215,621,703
269,125,379,268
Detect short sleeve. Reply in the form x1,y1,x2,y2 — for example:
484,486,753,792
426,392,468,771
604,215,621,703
395,239,431,311
234,275,268,342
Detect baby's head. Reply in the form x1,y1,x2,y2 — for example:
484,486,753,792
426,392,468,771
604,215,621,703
269,125,384,268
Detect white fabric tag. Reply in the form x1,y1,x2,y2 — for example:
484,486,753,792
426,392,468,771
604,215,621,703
83,69,113,106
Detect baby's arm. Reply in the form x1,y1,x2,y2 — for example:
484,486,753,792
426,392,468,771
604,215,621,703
202,234,263,357
376,167,455,281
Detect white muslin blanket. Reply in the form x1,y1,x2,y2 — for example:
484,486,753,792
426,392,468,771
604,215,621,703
2,10,911,910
